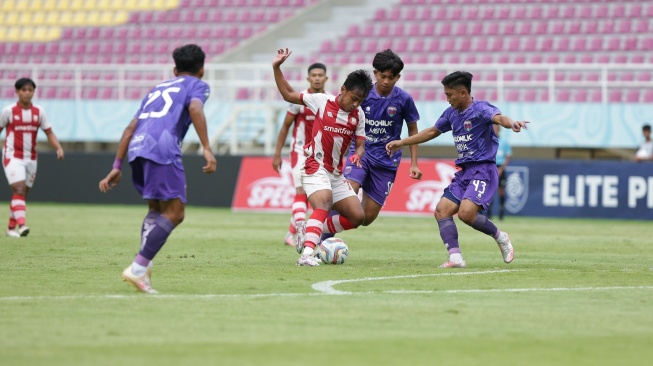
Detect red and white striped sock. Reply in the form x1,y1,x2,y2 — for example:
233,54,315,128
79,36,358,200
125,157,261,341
304,208,329,250
322,214,356,234
290,193,307,232
11,194,26,227
7,206,16,229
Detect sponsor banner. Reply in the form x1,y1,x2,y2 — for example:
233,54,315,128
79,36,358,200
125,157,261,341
233,157,653,219
232,157,296,212
506,160,653,219
232,157,458,215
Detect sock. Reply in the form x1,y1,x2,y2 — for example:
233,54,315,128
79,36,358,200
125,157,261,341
437,217,460,254
322,214,356,234
304,208,329,250
471,214,500,239
290,193,307,233
320,210,338,241
131,253,150,276
288,217,297,235
141,211,160,245
10,194,26,227
7,207,16,229
302,246,315,256
449,252,463,263
138,215,175,261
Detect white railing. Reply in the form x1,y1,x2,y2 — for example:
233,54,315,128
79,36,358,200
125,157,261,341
1,62,652,103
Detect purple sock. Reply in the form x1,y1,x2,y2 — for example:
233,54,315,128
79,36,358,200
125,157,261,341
471,214,500,239
139,215,175,261
141,211,160,241
437,217,460,254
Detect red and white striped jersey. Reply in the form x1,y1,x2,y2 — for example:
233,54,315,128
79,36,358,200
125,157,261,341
287,89,333,168
300,93,366,175
0,103,52,161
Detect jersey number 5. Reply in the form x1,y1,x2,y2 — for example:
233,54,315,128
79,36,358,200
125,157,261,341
138,87,181,119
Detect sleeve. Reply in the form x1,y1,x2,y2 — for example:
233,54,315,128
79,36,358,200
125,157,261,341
434,110,452,133
287,103,301,116
188,81,211,106
38,108,52,131
0,107,11,129
483,102,502,124
355,108,366,140
300,92,327,114
404,94,420,124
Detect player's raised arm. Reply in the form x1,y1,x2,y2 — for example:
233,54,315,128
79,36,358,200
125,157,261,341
493,114,529,132
272,48,302,105
386,126,441,155
189,99,217,174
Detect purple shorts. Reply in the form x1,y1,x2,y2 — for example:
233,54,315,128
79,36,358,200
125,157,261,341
130,158,187,203
343,157,397,206
443,162,498,210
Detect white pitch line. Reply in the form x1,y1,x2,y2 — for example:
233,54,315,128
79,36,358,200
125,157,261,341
311,269,522,295
384,286,653,294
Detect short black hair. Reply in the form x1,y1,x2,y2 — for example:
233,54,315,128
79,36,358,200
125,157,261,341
372,49,404,76
173,44,205,74
441,71,473,94
343,69,373,99
15,78,36,90
308,62,326,74
644,124,651,132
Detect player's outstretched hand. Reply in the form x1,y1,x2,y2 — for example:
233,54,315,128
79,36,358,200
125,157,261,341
512,121,529,132
56,148,64,160
272,48,292,68
202,148,217,174
386,140,404,155
409,165,423,180
99,170,122,192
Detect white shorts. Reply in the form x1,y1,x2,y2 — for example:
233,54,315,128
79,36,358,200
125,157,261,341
3,158,37,187
292,154,307,188
302,166,357,203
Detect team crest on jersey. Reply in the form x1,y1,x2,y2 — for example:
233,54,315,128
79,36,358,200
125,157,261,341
365,106,371,114
13,115,19,120
387,106,397,117
350,117,357,125
463,120,472,131
33,115,39,122
327,112,334,118
504,166,529,214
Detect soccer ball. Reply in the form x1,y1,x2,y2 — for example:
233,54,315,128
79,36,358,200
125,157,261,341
318,237,349,265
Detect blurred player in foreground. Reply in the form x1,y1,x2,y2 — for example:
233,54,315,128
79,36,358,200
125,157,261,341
272,48,373,267
321,49,421,240
1,77,64,237
386,71,528,268
99,44,217,292
271,62,329,246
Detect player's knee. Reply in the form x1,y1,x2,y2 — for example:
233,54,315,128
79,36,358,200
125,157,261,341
457,210,475,225
350,212,365,228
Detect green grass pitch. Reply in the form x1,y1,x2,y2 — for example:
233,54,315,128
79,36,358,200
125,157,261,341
1,203,652,366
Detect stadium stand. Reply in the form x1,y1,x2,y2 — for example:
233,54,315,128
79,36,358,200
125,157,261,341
0,0,650,103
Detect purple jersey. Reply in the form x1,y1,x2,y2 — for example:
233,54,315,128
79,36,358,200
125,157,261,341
434,100,500,166
128,76,210,165
349,85,420,169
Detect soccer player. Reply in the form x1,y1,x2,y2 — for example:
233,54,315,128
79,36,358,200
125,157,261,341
487,124,512,220
0,77,64,237
634,124,652,162
271,62,329,246
321,49,422,238
99,44,217,293
386,71,529,268
272,48,373,267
